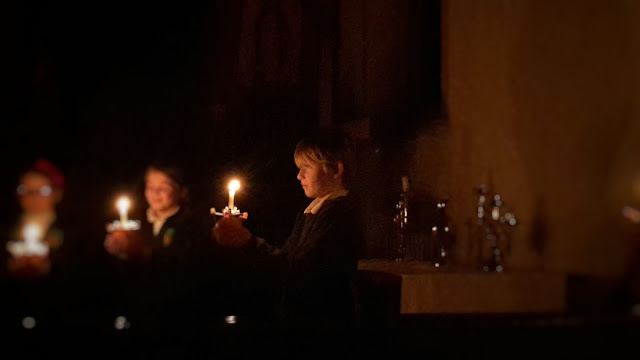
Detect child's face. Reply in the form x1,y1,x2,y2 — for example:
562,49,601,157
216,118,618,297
296,156,337,199
17,172,58,215
145,170,180,213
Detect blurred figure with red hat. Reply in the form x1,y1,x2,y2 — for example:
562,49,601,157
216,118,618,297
3,158,66,279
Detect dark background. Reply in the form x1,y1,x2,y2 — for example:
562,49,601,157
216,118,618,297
1,1,639,356
1,0,442,248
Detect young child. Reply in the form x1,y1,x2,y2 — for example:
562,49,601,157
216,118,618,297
104,163,193,262
213,129,363,328
4,158,65,279
103,162,200,336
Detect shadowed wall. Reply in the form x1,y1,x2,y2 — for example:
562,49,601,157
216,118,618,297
411,0,640,278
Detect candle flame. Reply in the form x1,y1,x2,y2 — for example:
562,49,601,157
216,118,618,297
23,223,42,241
228,180,240,193
116,197,131,213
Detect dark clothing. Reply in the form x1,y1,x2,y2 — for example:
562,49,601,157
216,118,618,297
239,194,363,328
111,207,201,336
0,215,101,335
0,221,60,334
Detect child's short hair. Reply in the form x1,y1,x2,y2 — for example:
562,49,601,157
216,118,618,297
294,129,354,186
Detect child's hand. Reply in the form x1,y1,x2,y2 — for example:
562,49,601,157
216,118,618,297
8,256,51,279
212,216,253,248
104,230,144,260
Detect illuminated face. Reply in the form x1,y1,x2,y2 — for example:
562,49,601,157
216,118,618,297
145,170,180,214
17,172,58,214
296,156,338,199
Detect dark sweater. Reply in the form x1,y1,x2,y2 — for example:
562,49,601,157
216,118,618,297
114,207,200,334
245,194,363,327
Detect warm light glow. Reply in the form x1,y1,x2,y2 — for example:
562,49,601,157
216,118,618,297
116,197,131,213
228,180,240,193
116,196,131,229
23,223,42,243
7,223,48,257
228,180,240,210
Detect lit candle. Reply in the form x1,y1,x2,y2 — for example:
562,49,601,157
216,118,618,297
23,223,43,255
228,180,240,210
17,223,48,256
116,197,131,229
23,223,43,245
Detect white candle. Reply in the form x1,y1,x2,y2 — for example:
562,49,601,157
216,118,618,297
16,223,48,256
228,180,240,210
23,223,43,254
23,223,42,245
116,197,131,229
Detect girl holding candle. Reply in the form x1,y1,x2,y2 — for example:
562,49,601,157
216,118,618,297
103,161,202,336
213,129,364,329
104,162,194,261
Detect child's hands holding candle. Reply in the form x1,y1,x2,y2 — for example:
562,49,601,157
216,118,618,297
212,216,252,248
7,255,51,279
104,229,145,260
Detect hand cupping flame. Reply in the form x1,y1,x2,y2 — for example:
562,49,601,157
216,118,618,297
212,216,252,248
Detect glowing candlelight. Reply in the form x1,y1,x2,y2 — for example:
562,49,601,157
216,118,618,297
106,196,140,232
228,180,240,210
23,223,43,245
6,223,48,257
117,197,131,229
